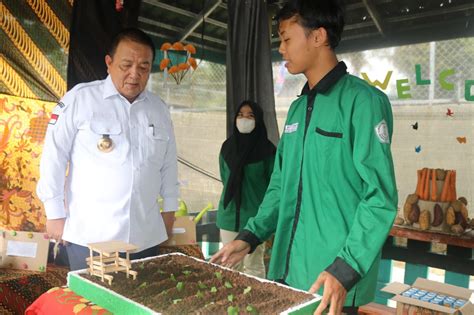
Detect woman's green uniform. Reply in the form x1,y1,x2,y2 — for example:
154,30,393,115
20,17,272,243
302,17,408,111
217,155,275,231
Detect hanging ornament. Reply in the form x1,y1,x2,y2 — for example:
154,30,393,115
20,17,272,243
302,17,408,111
159,42,198,84
115,0,124,12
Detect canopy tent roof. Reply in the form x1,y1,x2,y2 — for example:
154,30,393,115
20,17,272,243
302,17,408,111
139,0,474,64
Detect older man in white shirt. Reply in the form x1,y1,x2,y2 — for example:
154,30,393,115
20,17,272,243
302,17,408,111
37,28,179,270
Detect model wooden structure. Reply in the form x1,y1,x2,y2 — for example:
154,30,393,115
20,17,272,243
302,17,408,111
86,240,138,285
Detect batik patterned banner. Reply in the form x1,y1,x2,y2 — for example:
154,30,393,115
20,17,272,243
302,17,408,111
0,93,55,232
0,0,71,101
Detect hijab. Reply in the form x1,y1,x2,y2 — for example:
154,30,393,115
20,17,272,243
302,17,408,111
221,101,276,211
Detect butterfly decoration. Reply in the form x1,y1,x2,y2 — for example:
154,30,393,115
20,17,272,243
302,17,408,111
411,122,418,130
415,145,422,153
446,108,454,117
456,137,467,144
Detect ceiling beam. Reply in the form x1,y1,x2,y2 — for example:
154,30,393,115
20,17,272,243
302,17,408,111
386,3,474,23
142,0,226,29
139,17,226,45
362,0,384,35
342,30,381,41
183,39,225,54
346,3,365,10
144,29,225,54
345,21,375,31
140,17,181,32
271,29,382,50
270,20,376,44
180,0,222,42
142,0,193,17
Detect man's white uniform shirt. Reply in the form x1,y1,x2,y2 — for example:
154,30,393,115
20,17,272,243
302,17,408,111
37,76,179,251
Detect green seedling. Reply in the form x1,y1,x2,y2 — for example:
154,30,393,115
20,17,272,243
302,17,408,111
198,281,207,289
227,294,234,302
173,299,182,304
182,270,191,276
196,290,204,298
246,305,259,315
214,271,223,280
176,282,184,291
210,286,217,293
243,286,252,294
138,282,147,289
227,306,239,315
170,274,176,281
224,281,233,288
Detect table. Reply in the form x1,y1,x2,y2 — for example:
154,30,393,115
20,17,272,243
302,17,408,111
384,225,474,278
0,264,68,314
375,224,473,304
389,225,474,249
25,244,204,315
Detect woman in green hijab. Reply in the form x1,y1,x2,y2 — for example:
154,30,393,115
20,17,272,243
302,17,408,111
216,100,276,278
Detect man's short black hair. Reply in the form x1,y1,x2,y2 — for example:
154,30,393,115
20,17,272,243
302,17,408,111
109,28,156,61
276,0,345,49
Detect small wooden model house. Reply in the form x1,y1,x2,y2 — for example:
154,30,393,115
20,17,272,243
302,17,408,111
86,241,138,285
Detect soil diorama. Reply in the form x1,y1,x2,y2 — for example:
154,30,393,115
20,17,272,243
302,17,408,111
68,250,320,315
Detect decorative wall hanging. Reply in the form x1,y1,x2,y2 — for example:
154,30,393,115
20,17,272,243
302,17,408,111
160,42,197,85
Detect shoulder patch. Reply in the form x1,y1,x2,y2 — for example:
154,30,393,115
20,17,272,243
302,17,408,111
52,101,67,114
49,113,59,125
375,119,389,144
49,102,68,125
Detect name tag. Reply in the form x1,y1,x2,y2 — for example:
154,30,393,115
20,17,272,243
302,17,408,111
284,123,299,133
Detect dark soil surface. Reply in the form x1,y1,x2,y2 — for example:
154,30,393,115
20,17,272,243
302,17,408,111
81,254,315,314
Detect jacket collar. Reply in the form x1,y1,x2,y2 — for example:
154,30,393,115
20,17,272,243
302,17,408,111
300,61,347,96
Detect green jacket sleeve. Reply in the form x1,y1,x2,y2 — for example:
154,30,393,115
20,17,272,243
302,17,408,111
237,141,281,251
218,153,227,184
265,154,275,180
326,93,398,291
217,153,229,211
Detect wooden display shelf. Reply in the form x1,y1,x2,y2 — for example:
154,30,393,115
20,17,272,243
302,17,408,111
390,225,474,249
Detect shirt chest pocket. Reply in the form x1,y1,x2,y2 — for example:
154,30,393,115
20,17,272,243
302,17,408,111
90,120,122,135
88,119,123,154
145,125,169,165
313,127,343,159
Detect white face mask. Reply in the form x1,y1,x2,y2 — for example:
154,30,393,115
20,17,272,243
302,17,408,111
236,118,255,134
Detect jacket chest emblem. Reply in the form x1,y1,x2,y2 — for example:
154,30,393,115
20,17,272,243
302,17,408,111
284,123,299,133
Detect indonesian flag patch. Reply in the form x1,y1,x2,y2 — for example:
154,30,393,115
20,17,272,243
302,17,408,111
49,113,59,125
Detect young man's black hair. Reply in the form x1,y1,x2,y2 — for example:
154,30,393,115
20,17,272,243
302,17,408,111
275,0,345,49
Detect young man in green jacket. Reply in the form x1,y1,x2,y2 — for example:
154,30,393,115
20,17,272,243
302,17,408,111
211,1,398,314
